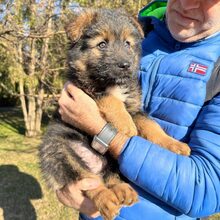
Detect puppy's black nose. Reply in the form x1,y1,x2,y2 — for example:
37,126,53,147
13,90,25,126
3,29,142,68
117,62,131,69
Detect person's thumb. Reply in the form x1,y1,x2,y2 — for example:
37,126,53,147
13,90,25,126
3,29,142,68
77,178,101,191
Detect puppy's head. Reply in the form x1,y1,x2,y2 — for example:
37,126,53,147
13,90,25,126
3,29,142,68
66,9,144,86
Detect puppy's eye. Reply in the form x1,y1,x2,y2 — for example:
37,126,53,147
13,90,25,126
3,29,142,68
124,41,131,48
97,41,107,49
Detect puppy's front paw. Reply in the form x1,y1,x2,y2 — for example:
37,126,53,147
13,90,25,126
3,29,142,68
110,183,138,207
93,188,120,220
162,138,191,156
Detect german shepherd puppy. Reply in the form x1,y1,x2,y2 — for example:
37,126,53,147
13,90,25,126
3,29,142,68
39,9,190,220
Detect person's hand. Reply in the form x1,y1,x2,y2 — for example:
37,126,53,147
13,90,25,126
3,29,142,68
58,82,106,135
56,178,101,218
58,82,128,159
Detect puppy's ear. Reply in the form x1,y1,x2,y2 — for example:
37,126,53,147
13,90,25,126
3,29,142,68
130,16,144,39
65,9,97,43
116,9,144,39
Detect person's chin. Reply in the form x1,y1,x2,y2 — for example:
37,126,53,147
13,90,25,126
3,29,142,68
171,28,211,43
168,25,199,43
171,33,198,43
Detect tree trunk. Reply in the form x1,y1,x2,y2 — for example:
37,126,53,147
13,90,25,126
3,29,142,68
17,43,31,135
19,77,29,133
35,0,54,134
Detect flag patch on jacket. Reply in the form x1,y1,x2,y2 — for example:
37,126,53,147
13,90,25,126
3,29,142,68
187,62,208,75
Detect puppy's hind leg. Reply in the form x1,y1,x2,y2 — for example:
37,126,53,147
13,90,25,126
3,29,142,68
84,175,121,220
105,173,138,207
63,145,121,220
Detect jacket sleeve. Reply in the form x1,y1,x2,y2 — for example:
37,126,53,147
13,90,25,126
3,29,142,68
118,95,220,217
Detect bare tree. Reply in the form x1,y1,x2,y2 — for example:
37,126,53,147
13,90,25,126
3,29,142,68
0,0,151,137
76,0,150,15
0,0,68,137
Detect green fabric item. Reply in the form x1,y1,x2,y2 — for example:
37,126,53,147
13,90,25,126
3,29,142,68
140,1,167,20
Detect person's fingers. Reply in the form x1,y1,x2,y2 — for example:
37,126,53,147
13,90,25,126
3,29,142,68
58,107,63,115
63,81,71,91
80,197,100,218
66,83,81,97
57,189,100,217
59,89,71,104
65,83,91,102
72,178,102,191
56,181,101,217
59,102,82,126
58,88,75,110
58,105,72,121
56,188,80,208
56,189,69,206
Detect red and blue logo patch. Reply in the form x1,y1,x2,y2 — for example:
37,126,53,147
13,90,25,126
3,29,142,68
187,62,208,75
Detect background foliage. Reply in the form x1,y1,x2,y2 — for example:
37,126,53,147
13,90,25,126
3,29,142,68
0,0,150,136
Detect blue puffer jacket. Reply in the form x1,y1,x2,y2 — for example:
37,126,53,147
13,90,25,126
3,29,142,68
80,3,220,220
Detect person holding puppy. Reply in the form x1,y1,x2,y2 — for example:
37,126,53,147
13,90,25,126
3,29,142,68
57,0,220,219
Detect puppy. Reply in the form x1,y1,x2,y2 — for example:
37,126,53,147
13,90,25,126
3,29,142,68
39,9,190,220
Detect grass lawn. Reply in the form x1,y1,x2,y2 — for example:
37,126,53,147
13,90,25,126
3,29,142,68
0,107,76,220
0,107,220,220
